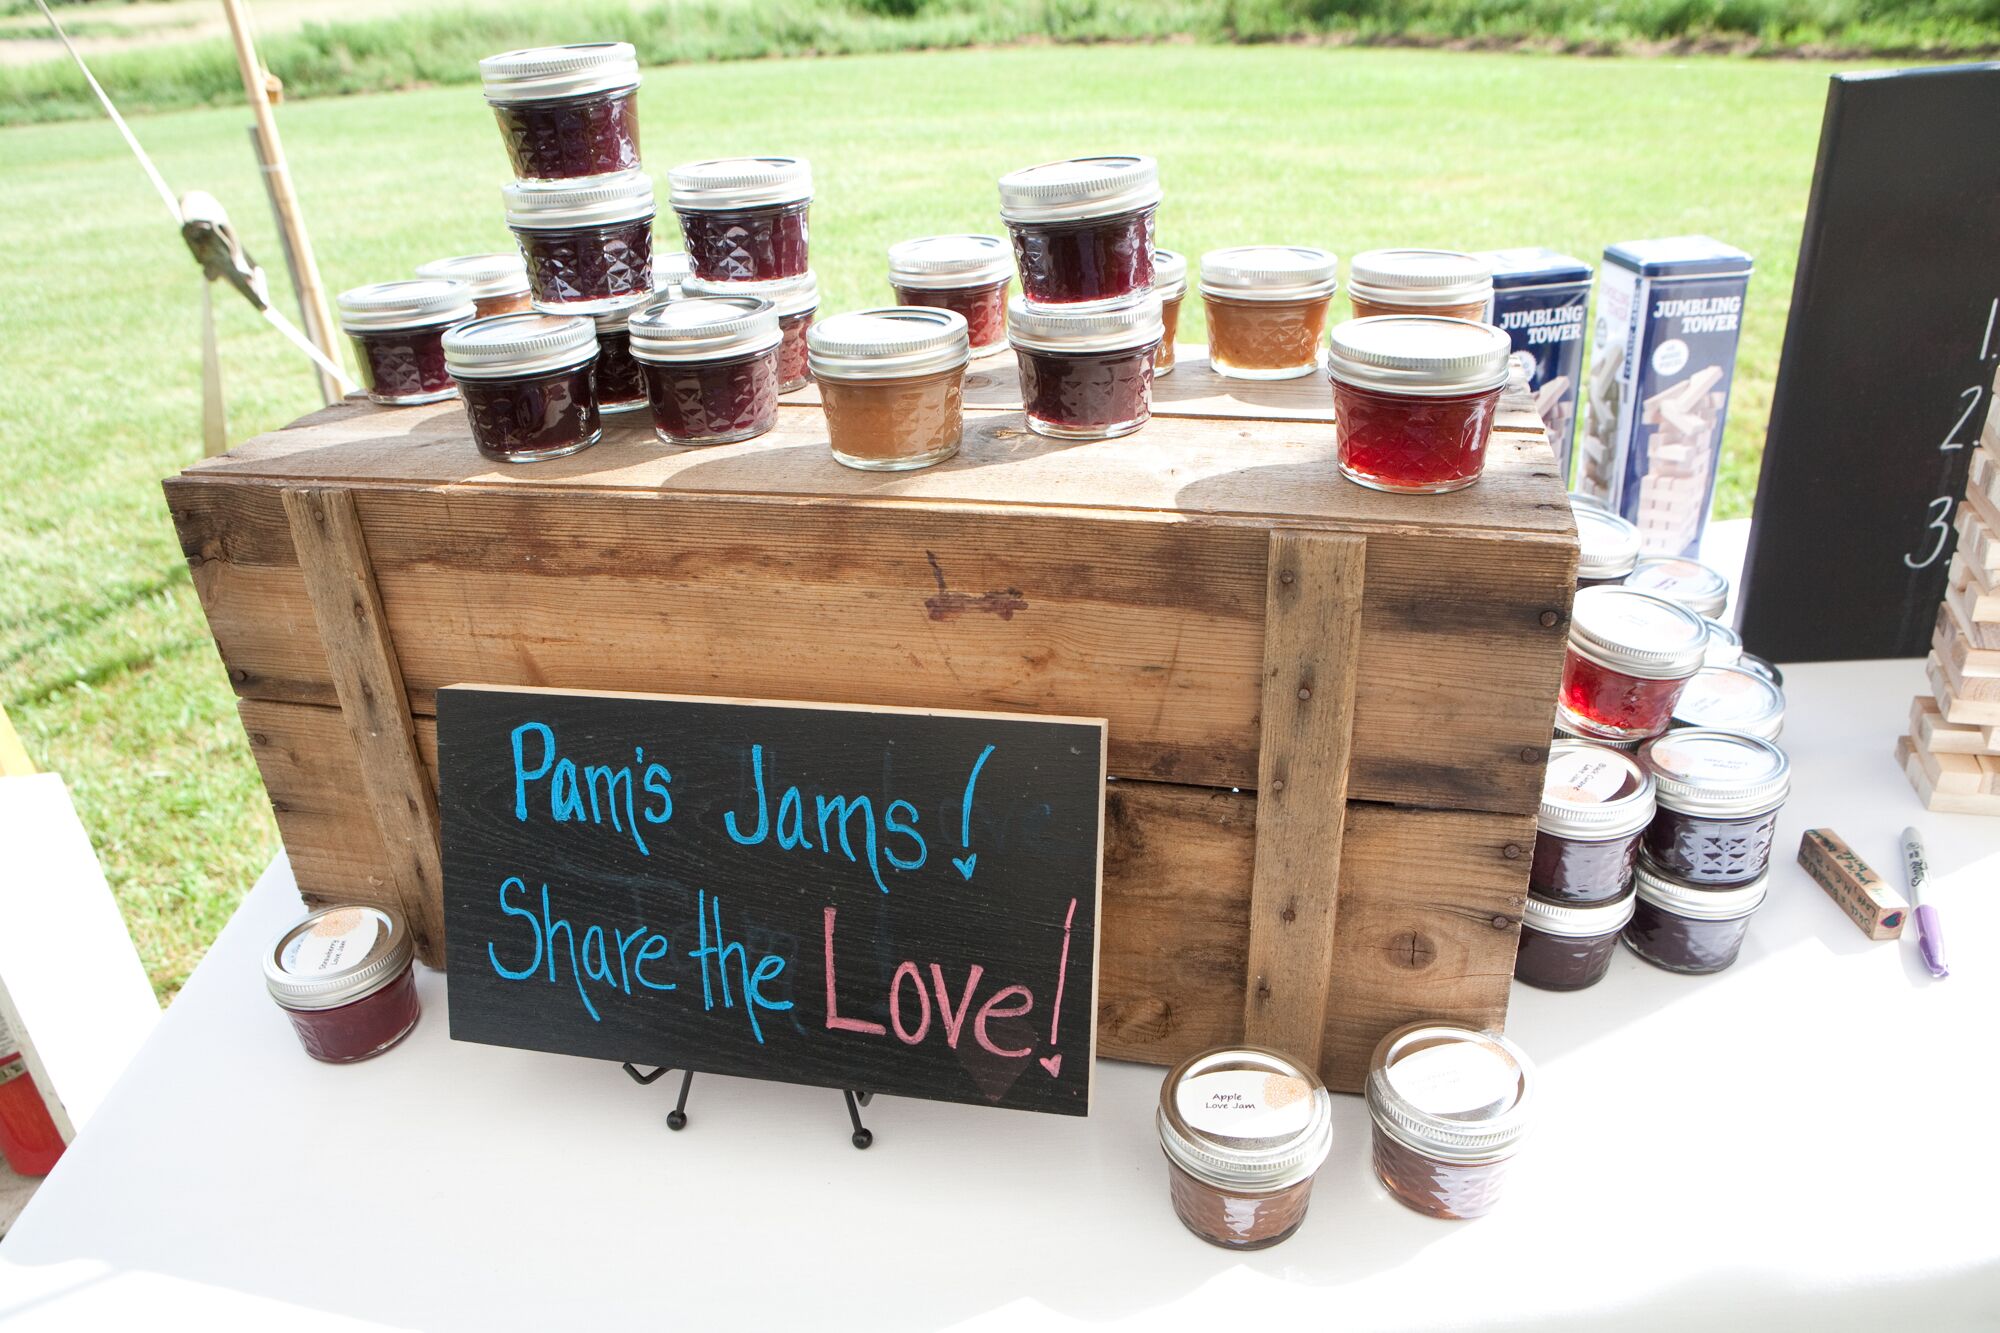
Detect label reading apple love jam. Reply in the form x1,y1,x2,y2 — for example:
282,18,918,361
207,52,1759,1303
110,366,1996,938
1177,1069,1313,1143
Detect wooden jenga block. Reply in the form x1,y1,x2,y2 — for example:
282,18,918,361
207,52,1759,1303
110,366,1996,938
1935,598,2000,678
1901,734,2000,815
1797,828,1907,940
1911,694,1994,755
1928,653,2000,724
1937,642,2000,704
1983,754,2000,795
1949,551,2000,622
1955,503,2000,578
1918,734,1986,793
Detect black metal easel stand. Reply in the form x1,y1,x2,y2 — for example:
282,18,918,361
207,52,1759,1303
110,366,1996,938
623,1064,874,1148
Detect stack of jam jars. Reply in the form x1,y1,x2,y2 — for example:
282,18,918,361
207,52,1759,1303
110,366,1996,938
1515,740,1655,991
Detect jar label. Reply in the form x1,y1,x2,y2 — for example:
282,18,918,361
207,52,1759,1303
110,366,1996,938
1386,1042,1518,1120
282,908,380,977
1545,747,1628,804
1177,1069,1313,1142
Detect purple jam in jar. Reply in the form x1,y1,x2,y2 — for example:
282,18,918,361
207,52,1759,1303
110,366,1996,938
503,171,656,311
1514,891,1636,991
1365,1024,1533,1221
998,155,1160,308
571,295,652,414
668,156,812,282
1008,292,1162,440
336,279,477,406
479,42,642,181
629,294,782,446
1623,860,1768,975
444,312,602,462
683,270,818,393
1530,739,1656,905
1637,729,1791,887
264,904,421,1063
887,235,1016,357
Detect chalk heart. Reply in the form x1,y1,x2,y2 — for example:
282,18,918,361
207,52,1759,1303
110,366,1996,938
952,854,977,880
1039,1054,1062,1078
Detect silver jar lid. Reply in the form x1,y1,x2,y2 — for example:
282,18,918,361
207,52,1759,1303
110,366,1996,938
1736,652,1784,688
1568,489,1611,513
1639,727,1791,817
1325,315,1511,397
1157,1045,1334,1193
1567,586,1711,680
886,234,1013,290
479,42,640,103
1575,506,1642,581
667,156,812,211
443,312,597,379
627,295,781,362
683,269,820,318
1152,248,1188,301
1670,665,1786,740
1626,556,1731,617
335,279,476,333
1347,248,1493,309
1522,889,1637,939
997,154,1161,225
1538,739,1655,840
415,253,530,302
1199,245,1340,302
264,904,414,1011
1634,858,1770,919
503,170,656,230
1365,1023,1532,1166
1701,617,1744,666
1007,291,1163,355
807,307,969,382
655,251,692,295
537,291,654,334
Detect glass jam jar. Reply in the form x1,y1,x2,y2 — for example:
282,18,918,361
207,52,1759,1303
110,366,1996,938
628,295,782,446
479,42,641,182
1638,728,1791,887
997,154,1161,309
1625,555,1731,618
1670,664,1785,740
1199,245,1340,380
1152,248,1187,375
1624,860,1769,975
503,170,656,312
444,312,601,462
886,234,1014,358
1327,315,1512,493
264,904,420,1062
415,253,533,318
1531,739,1655,905
1008,292,1163,441
1554,715,1639,752
1702,616,1744,666
1575,505,1642,588
1156,1046,1334,1250
1736,652,1784,688
1557,586,1711,742
1366,1023,1532,1221
1346,249,1494,322
1515,890,1637,991
668,156,812,282
550,292,651,414
684,270,819,392
336,279,476,406
808,307,970,472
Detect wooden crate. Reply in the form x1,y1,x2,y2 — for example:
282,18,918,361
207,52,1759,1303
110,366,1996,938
165,348,1577,1092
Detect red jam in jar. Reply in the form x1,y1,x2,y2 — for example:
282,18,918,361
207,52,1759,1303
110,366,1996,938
1626,555,1731,618
1199,245,1340,380
479,43,641,182
1514,890,1636,991
629,294,782,446
1328,315,1511,493
336,279,477,406
415,253,533,318
668,156,812,282
1575,505,1642,588
264,904,420,1063
1624,861,1768,974
887,234,1014,357
1346,248,1494,323
683,270,818,393
503,170,656,311
997,155,1160,308
444,312,602,462
1157,1046,1334,1249
1531,740,1656,904
1152,248,1187,375
1366,1023,1532,1221
1008,293,1162,440
1638,729,1791,887
1557,586,1711,742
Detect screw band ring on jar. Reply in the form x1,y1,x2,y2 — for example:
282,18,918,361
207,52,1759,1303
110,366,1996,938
1365,1023,1533,1167
1575,506,1643,584
628,295,782,363
1198,245,1340,303
667,156,813,212
1006,292,1165,355
683,271,820,320
502,171,656,231
479,41,640,103
1638,727,1792,818
886,235,1014,291
807,307,970,382
264,905,415,1010
996,154,1161,224
1670,665,1786,739
335,279,477,334
1538,739,1657,840
1156,1045,1334,1192
1152,248,1189,302
1347,248,1494,311
1626,556,1732,618
1634,858,1770,919
1566,586,1712,681
442,311,598,380
1522,889,1638,938
415,255,531,308
1325,315,1512,397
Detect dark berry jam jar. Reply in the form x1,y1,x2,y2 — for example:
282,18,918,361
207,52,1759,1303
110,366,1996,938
1152,248,1187,375
415,253,532,318
550,293,651,414
1008,293,1163,441
1531,739,1655,905
1515,890,1637,991
264,904,420,1063
444,312,601,462
1366,1023,1532,1221
668,156,812,282
1624,860,1768,975
1157,1046,1334,1250
809,307,970,472
479,42,641,182
629,294,782,446
683,270,818,392
1346,249,1494,323
997,154,1161,309
1557,586,1710,742
1638,729,1791,887
1670,664,1786,740
1200,245,1340,381
1625,555,1731,618
887,234,1014,358
336,279,477,406
503,170,655,312
1575,505,1642,588
1327,315,1512,493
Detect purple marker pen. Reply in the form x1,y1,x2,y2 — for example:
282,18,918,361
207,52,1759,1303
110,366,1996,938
1902,827,1948,980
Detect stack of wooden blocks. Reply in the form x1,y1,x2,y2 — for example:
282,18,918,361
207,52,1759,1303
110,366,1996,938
1900,365,2000,814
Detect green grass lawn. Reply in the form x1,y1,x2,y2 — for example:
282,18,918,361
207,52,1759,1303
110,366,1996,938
0,43,1845,997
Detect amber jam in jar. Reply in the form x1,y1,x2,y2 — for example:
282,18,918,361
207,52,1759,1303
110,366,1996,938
1152,249,1187,375
1557,587,1710,742
629,295,782,446
1199,245,1339,380
1328,315,1511,493
1346,249,1494,323
809,307,970,472
668,156,812,282
1157,1046,1334,1250
265,904,420,1063
1670,664,1785,740
1532,740,1656,905
1575,506,1642,588
415,253,533,318
886,234,1014,358
503,170,655,312
444,312,601,462
1624,861,1768,975
997,155,1161,309
684,270,819,393
1008,293,1163,441
336,279,477,406
1638,729,1791,887
1515,890,1637,991
1366,1024,1532,1221
479,43,641,182
1625,555,1731,618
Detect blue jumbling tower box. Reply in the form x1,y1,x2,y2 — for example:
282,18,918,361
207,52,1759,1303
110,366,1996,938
1482,248,1592,485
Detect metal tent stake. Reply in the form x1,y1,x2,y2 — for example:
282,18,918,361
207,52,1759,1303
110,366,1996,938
623,1065,875,1149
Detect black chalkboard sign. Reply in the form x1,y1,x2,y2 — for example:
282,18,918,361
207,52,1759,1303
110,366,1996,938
1737,63,2000,662
438,686,1106,1116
